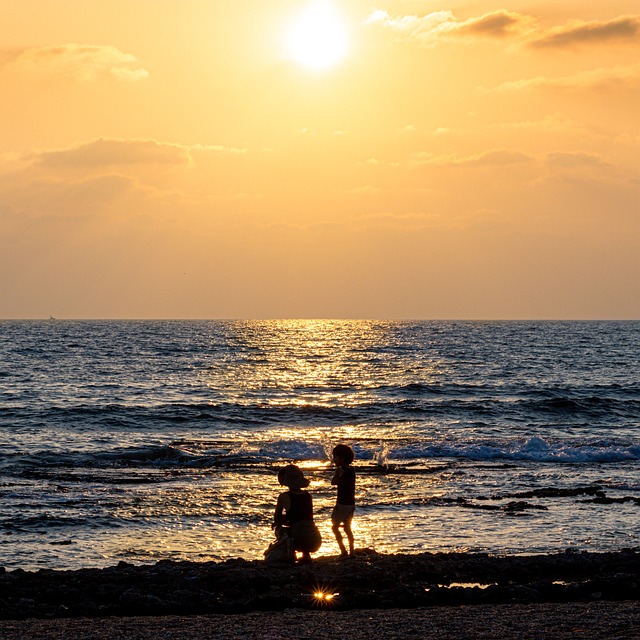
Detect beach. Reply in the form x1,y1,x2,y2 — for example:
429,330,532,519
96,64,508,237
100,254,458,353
2,321,639,639
2,601,639,640
1,549,638,638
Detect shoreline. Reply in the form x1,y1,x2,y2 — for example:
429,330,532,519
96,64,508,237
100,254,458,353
1,548,638,620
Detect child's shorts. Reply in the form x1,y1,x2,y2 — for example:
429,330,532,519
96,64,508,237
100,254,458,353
331,504,355,526
290,521,322,553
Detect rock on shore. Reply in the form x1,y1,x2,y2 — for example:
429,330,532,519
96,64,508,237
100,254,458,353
1,549,638,620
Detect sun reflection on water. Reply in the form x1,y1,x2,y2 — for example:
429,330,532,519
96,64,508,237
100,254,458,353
201,319,444,406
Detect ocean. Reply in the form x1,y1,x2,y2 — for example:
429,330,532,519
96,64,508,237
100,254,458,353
1,320,638,570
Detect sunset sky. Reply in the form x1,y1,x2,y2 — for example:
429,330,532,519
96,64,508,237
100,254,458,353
1,0,639,319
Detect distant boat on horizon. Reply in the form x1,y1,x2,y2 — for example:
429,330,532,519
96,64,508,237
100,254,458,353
49,315,56,320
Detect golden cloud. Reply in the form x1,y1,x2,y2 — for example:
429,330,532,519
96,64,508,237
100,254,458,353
410,149,536,168
367,9,640,52
545,151,614,172
5,44,148,82
366,9,534,46
497,63,640,92
34,138,191,169
531,15,640,49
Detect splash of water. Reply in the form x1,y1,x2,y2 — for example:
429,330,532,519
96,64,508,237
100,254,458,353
373,442,390,468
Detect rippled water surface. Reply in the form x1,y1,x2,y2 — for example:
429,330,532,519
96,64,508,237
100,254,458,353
1,320,639,569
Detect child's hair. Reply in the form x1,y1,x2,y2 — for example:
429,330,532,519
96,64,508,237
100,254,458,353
332,444,355,465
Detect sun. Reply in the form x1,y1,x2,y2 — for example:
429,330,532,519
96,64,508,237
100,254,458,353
285,1,349,70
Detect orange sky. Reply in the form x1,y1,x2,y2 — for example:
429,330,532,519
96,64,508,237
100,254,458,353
1,0,639,319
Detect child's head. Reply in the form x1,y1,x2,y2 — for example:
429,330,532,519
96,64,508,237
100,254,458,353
277,464,310,489
332,444,354,465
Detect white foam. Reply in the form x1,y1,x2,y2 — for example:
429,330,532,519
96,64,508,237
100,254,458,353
390,437,640,464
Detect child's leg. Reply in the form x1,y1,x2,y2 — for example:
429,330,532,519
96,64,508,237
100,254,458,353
343,521,355,556
332,522,347,555
331,506,348,556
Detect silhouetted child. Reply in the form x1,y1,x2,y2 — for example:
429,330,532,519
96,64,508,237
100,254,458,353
331,444,356,558
273,464,322,564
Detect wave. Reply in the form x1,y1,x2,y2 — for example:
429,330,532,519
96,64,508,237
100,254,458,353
390,436,640,464
0,513,120,531
109,436,640,465
6,391,640,434
522,396,640,417
2,436,639,475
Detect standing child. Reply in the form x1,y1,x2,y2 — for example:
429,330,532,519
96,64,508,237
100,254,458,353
331,444,356,558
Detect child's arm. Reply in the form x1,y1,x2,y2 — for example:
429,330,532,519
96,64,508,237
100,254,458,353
331,466,344,485
273,492,290,527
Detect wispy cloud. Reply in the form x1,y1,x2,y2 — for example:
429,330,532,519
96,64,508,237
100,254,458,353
497,114,591,134
450,11,535,38
530,15,640,49
191,143,248,155
366,9,534,46
411,149,535,168
497,63,640,92
5,44,148,82
34,138,191,169
367,9,640,52
545,151,614,171
356,211,440,229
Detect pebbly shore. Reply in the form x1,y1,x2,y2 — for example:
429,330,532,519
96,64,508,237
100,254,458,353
0,549,640,620
1,548,638,621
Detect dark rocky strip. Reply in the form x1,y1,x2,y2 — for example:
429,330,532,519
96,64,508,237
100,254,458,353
1,549,638,620
367,483,639,511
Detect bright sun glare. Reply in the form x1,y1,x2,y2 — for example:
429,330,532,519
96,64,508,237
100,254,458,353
286,1,349,70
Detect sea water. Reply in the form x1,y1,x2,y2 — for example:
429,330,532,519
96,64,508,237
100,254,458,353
0,320,638,570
